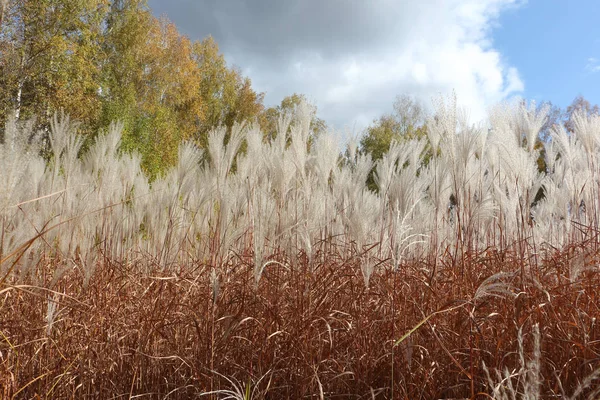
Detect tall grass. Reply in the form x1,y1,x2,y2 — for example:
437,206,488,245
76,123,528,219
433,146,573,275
1,98,599,398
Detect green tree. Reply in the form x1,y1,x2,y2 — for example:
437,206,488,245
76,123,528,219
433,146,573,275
360,94,428,162
100,1,205,177
0,0,109,135
258,93,327,143
100,0,154,165
359,94,428,190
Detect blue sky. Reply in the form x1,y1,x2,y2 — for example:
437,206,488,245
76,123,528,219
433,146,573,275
494,0,600,111
149,0,600,131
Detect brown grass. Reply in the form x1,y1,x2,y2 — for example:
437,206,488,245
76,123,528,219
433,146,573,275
1,237,599,399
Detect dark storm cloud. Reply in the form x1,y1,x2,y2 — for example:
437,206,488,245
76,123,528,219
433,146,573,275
149,0,401,59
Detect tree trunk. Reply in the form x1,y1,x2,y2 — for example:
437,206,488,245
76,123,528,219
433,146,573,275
15,50,24,120
0,0,7,30
15,81,22,120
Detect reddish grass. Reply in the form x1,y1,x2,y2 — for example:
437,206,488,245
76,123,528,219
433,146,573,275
1,239,599,399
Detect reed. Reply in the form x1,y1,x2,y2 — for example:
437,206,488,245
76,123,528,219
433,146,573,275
1,98,599,398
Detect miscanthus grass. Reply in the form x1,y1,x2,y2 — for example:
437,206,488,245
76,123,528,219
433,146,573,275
0,97,599,398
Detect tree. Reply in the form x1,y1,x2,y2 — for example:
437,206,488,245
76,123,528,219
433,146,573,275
258,93,327,143
564,95,599,133
0,0,266,178
0,0,8,30
359,94,428,162
133,16,203,173
100,0,154,164
192,36,264,149
222,73,264,133
100,1,205,177
358,94,429,191
0,0,109,135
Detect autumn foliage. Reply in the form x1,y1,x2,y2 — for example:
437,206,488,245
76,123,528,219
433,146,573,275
0,0,265,176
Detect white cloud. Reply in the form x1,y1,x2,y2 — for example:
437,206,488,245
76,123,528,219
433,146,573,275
149,0,525,132
586,57,600,73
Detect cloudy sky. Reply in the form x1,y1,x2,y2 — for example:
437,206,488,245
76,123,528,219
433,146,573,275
148,0,600,133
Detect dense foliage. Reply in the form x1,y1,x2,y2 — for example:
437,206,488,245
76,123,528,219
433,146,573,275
0,0,266,177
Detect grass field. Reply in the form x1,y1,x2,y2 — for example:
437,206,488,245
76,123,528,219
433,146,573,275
1,99,599,398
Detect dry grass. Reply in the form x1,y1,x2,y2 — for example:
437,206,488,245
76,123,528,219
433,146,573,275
1,235,599,399
2,99,600,398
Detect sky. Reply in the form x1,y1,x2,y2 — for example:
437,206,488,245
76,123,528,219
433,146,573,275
148,0,600,134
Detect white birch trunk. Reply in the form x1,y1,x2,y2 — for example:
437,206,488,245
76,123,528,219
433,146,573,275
14,81,22,120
